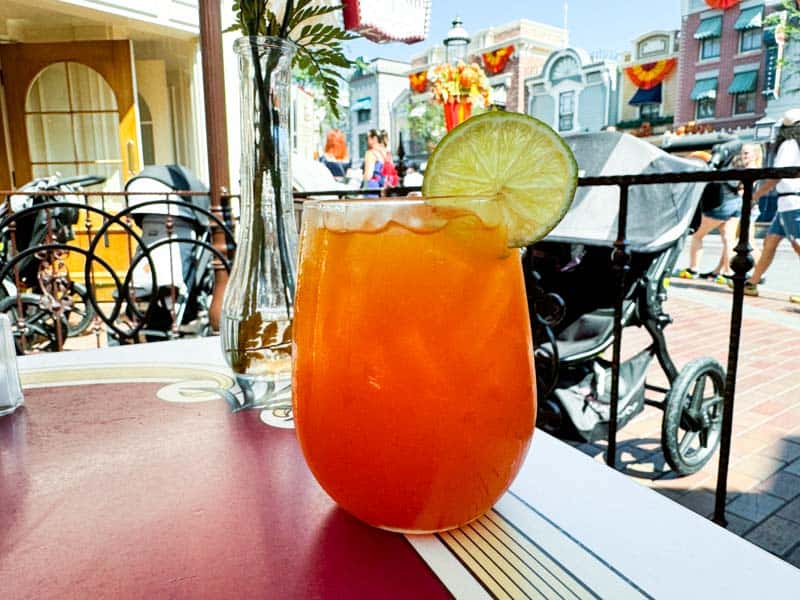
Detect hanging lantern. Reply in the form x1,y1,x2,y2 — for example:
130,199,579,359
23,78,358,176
342,0,432,43
704,0,739,9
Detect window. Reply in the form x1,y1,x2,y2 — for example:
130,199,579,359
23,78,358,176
25,61,120,186
558,91,574,132
734,91,756,114
639,103,660,121
728,70,757,114
700,36,721,60
138,94,155,166
358,133,368,159
490,84,508,108
357,109,371,124
551,57,580,82
637,36,668,59
696,97,716,119
740,28,761,52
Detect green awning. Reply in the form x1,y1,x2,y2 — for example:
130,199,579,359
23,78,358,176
352,97,372,111
690,78,718,100
735,5,763,30
728,71,758,94
694,16,722,39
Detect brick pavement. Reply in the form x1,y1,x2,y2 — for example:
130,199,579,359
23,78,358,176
567,278,800,567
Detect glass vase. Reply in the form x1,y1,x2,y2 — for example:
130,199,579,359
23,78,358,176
221,36,298,422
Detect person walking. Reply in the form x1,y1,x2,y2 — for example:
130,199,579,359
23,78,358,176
378,130,399,188
362,129,388,191
678,148,751,283
733,109,800,301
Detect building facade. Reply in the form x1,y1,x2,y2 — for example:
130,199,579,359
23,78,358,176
617,30,680,135
676,0,785,133
525,48,619,135
0,0,205,192
348,58,410,166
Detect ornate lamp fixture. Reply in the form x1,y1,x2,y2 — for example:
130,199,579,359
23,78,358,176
443,16,470,64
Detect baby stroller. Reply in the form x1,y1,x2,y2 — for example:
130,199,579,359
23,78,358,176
0,174,104,351
526,132,725,475
107,165,215,343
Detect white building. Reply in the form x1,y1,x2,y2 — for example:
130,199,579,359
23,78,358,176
348,58,410,166
525,48,620,135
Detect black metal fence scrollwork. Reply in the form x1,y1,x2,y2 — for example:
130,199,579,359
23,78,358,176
0,188,236,351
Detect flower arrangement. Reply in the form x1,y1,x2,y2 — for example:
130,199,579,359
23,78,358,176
428,62,491,106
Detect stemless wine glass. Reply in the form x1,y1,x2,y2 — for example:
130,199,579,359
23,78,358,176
292,197,536,533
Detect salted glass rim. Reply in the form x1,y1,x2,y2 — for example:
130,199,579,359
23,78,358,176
300,195,495,210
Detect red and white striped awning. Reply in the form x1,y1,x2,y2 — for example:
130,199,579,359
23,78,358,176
342,0,431,44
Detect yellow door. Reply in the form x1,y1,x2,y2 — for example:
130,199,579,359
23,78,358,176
0,41,142,300
0,40,141,187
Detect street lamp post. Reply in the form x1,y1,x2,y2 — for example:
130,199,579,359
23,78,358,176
443,16,470,64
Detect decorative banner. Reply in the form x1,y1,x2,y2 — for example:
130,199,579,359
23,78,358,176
342,0,431,43
625,58,677,90
409,70,428,93
482,45,515,75
704,0,739,8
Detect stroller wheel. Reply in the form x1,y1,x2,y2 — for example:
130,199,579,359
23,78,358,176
0,293,65,354
661,358,725,475
65,282,95,337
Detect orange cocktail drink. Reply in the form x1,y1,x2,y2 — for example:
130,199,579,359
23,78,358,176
292,198,536,533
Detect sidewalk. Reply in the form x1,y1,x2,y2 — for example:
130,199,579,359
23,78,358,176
567,278,800,567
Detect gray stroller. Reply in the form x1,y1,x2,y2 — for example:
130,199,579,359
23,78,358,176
526,132,725,475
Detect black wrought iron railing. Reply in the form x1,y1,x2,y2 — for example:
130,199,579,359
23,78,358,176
0,188,236,351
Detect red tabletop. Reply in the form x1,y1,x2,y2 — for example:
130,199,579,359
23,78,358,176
0,383,451,599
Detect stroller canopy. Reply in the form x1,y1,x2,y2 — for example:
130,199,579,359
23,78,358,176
545,131,708,253
125,165,211,228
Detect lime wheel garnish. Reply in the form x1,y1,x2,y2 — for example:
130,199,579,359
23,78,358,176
422,112,578,247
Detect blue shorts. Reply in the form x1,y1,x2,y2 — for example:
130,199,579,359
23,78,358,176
703,197,742,221
767,208,800,241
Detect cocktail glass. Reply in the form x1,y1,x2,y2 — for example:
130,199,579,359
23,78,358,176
292,197,536,533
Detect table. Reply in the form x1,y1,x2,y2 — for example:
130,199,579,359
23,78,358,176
1,338,798,599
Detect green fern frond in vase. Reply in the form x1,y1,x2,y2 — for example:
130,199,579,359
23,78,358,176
227,0,357,119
